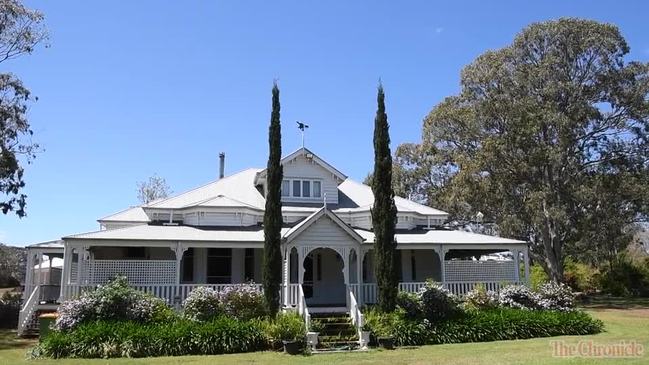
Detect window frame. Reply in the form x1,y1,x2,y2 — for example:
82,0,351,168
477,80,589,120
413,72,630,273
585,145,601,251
283,178,323,200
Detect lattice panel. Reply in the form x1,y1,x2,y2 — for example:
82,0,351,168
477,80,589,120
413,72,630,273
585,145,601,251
88,260,176,285
444,260,515,282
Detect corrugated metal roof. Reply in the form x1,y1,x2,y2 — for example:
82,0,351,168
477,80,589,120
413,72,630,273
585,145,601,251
337,179,449,216
187,195,263,210
98,206,150,222
26,239,65,249
64,224,285,243
356,229,525,245
63,224,523,246
145,168,265,210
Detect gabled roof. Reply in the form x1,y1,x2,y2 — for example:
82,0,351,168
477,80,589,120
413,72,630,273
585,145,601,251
255,148,347,183
145,168,265,210
336,179,449,216
283,207,364,243
98,206,150,223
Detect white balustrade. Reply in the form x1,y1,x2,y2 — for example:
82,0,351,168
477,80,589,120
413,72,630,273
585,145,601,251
297,284,311,331
347,287,363,347
359,280,524,303
60,283,263,304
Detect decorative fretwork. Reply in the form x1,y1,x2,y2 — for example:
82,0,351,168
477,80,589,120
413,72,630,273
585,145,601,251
87,259,176,285
444,260,516,282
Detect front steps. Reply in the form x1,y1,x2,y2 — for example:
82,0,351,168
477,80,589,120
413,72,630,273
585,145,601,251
311,312,359,351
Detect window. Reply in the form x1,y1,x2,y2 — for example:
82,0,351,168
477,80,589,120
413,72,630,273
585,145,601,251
281,180,290,197
182,248,194,282
283,179,322,199
313,181,321,198
207,248,231,284
244,248,255,282
292,180,301,197
302,180,310,197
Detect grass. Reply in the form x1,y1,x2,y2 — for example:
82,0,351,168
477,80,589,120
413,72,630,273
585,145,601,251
1,299,647,365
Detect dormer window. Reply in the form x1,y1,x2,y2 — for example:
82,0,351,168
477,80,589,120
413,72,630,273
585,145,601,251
282,179,323,199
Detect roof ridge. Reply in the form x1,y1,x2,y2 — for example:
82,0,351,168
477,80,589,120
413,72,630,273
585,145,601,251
97,205,143,222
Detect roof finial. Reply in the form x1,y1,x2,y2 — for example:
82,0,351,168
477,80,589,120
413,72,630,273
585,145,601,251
323,192,327,209
296,121,309,148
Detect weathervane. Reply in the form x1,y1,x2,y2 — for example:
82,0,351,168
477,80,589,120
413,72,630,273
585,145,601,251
296,121,309,148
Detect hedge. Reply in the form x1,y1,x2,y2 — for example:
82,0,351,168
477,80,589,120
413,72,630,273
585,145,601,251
37,317,268,358
366,308,604,347
426,308,604,344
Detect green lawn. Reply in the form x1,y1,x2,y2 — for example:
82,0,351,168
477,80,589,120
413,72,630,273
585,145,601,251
1,299,647,365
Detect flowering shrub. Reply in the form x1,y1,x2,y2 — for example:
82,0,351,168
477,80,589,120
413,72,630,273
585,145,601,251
418,281,459,322
55,276,173,331
536,282,575,311
396,291,423,319
498,285,540,310
220,284,267,320
182,286,222,321
463,285,498,310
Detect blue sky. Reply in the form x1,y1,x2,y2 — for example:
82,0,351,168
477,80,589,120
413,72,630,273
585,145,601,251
2,0,648,245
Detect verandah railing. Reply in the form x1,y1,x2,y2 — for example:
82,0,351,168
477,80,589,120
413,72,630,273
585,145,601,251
359,280,525,304
61,283,263,305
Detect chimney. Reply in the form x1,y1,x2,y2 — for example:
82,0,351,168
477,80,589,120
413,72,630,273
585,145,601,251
219,152,225,179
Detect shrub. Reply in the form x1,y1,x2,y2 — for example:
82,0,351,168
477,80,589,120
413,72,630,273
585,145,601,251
426,309,603,344
38,317,267,358
0,291,21,329
563,259,599,293
529,264,549,290
396,291,423,319
55,276,173,331
599,257,649,297
182,286,222,321
536,282,575,311
220,284,267,320
418,280,459,321
262,312,305,349
498,285,540,310
363,308,428,346
462,285,498,311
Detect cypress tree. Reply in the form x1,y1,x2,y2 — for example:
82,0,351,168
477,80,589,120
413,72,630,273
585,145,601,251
263,82,283,316
371,83,399,312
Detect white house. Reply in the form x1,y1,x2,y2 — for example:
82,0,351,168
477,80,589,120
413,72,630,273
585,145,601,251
19,147,529,335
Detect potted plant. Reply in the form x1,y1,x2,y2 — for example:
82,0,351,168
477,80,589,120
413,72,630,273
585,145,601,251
282,337,303,355
306,319,324,350
375,324,395,350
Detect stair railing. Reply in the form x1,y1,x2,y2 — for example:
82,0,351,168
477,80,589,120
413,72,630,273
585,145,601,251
297,284,311,331
18,285,41,336
347,287,363,345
